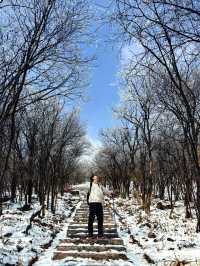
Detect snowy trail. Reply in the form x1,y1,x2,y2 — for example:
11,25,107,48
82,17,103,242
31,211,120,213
32,186,134,266
3,183,199,265
0,192,80,265
51,199,134,265
110,197,200,266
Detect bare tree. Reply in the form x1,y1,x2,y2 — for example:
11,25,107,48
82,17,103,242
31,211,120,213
110,0,200,231
0,0,92,214
115,68,161,212
95,126,138,197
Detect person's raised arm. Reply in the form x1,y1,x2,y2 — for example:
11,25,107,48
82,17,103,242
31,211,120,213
101,185,114,197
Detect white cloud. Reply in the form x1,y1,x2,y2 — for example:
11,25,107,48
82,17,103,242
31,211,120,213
121,45,133,65
120,41,144,66
80,135,102,164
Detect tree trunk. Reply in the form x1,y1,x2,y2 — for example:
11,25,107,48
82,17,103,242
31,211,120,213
196,180,200,232
27,179,33,204
11,174,17,203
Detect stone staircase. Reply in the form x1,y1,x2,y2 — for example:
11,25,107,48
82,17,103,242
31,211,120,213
53,200,133,265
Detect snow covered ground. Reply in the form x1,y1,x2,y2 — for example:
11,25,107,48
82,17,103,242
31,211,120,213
74,182,200,264
1,183,200,266
0,192,78,265
111,196,200,265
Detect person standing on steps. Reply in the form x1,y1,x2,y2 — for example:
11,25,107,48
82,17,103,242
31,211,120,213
87,174,114,239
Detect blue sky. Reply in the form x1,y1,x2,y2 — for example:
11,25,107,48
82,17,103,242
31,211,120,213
79,4,122,144
80,46,120,141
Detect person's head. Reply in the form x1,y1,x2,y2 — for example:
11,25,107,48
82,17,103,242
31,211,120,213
93,175,99,183
89,174,100,184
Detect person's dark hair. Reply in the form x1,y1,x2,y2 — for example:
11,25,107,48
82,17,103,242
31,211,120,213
89,174,95,187
87,173,95,205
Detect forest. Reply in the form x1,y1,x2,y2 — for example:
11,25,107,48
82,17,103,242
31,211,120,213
0,1,200,265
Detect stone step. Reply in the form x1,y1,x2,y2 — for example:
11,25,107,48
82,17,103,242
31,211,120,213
70,222,116,225
73,216,114,219
77,207,111,212
60,237,124,245
74,216,114,219
76,210,111,215
81,201,110,204
73,217,114,221
79,209,111,212
75,215,113,220
76,212,112,216
76,213,112,217
73,220,114,224
67,232,119,238
57,244,126,252
56,262,127,266
78,207,112,211
75,216,113,220
72,221,114,225
78,208,112,212
52,196,128,263
78,205,110,208
74,215,113,218
78,206,111,209
68,224,116,229
74,213,113,217
79,206,111,211
67,228,117,235
53,251,128,260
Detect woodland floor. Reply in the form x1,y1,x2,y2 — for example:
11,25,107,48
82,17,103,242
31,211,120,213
0,183,200,265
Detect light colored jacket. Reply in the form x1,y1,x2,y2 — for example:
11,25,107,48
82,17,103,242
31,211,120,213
88,183,111,204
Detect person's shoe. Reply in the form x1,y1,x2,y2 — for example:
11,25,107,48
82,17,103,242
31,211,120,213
85,235,95,240
97,235,106,239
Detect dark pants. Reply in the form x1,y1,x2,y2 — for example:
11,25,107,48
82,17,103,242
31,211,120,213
88,202,103,237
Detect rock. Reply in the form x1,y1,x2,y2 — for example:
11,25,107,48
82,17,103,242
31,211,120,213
18,204,31,211
143,253,155,264
129,235,143,247
143,222,151,228
16,245,24,252
4,232,12,237
70,190,80,196
153,222,158,229
156,202,165,210
169,212,179,219
170,259,190,265
40,240,53,249
167,237,175,242
156,202,171,210
28,256,38,266
148,232,156,238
